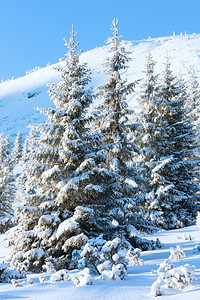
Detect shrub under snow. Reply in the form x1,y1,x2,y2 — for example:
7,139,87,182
71,237,144,280
169,245,185,260
71,268,94,286
50,269,71,282
39,275,47,283
0,263,26,283
151,278,162,297
100,263,127,281
73,235,154,280
49,268,94,286
126,248,144,266
151,259,196,296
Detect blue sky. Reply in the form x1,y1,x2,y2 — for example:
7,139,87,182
0,0,199,80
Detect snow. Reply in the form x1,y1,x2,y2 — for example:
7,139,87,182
125,178,138,188
41,165,60,180
0,33,200,140
56,218,79,239
1,225,200,298
84,184,103,193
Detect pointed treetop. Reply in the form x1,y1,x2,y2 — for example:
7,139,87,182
145,52,156,75
106,18,123,47
162,55,176,88
63,24,80,57
111,18,119,34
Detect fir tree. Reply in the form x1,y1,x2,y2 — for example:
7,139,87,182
12,132,22,163
135,53,160,197
187,70,200,155
7,26,94,272
141,58,199,229
85,19,155,239
14,128,38,207
0,134,15,232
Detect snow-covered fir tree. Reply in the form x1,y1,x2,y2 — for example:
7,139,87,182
12,132,22,164
140,58,199,229
187,71,200,155
14,128,39,207
6,26,95,272
139,52,158,108
88,19,155,236
0,134,15,232
135,53,159,200
21,128,38,163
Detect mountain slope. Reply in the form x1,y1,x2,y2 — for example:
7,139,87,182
0,33,200,140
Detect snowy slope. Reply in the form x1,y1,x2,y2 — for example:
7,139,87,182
0,32,200,140
1,225,200,299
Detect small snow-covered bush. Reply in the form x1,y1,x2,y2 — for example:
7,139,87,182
155,259,174,275
49,268,94,286
42,258,56,273
42,256,69,272
39,275,47,283
151,259,196,296
70,236,105,272
151,278,162,297
101,238,128,266
169,246,185,260
71,236,155,282
162,264,196,290
0,263,8,280
11,279,23,288
72,237,132,280
77,242,100,274
50,269,71,282
71,268,94,286
96,238,128,281
100,263,127,281
176,233,192,241
0,263,26,283
2,268,22,283
9,248,46,273
183,233,192,241
126,248,144,266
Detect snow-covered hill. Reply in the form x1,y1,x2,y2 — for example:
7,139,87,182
0,32,200,141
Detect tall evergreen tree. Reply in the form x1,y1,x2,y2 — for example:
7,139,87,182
135,53,160,196
187,71,200,155
86,19,154,237
7,26,94,272
15,128,38,207
139,58,199,229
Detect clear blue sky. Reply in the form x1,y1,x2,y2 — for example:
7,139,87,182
0,0,199,80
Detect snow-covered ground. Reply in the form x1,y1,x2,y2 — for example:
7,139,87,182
1,225,200,299
0,33,200,141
